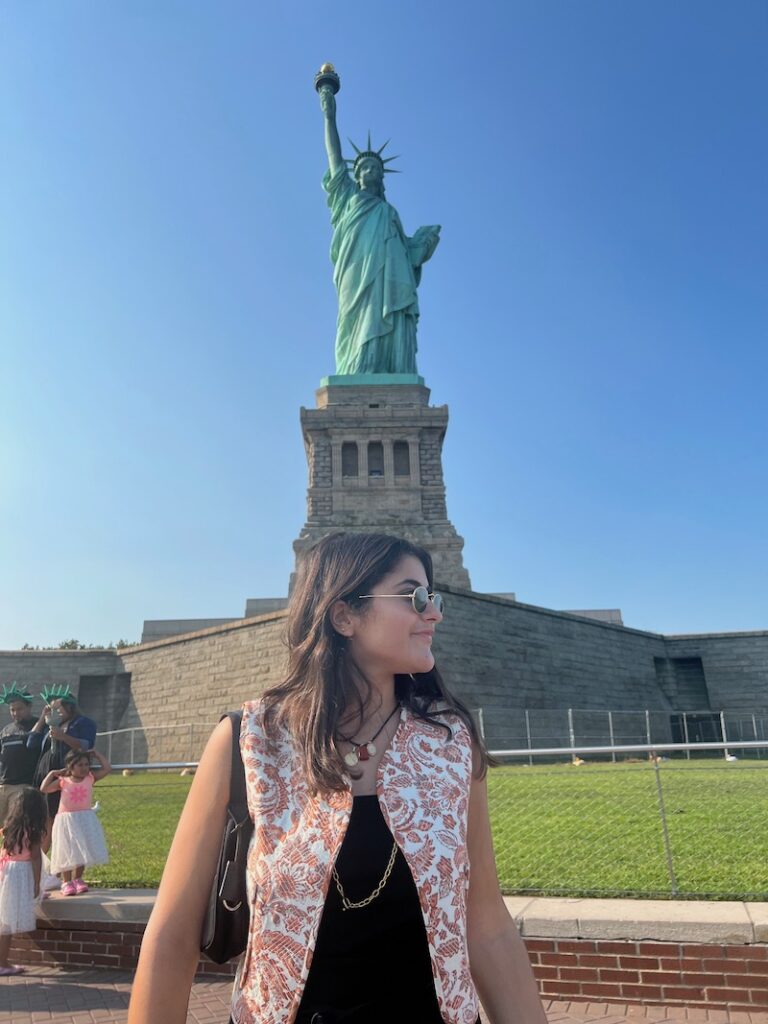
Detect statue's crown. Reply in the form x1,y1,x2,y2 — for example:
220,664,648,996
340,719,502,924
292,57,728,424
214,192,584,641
347,132,400,177
1,682,33,705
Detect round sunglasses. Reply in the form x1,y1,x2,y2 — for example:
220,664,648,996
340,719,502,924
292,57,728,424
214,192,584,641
358,586,444,615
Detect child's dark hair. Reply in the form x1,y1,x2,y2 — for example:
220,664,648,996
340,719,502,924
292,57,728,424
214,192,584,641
1,787,47,854
64,749,91,772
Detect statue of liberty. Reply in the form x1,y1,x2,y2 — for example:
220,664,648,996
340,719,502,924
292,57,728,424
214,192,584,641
315,65,441,376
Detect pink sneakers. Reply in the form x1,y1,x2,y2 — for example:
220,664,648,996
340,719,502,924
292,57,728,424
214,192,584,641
73,879,89,894
61,881,77,896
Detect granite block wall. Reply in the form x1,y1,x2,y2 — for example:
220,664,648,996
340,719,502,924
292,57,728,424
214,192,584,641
665,632,768,711
116,612,289,762
0,650,125,728
2,600,765,763
430,587,672,749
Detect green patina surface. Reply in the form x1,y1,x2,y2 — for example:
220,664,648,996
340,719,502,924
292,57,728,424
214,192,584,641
316,66,440,377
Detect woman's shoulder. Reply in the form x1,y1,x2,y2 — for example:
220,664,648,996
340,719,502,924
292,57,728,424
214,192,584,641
240,698,266,726
239,699,287,744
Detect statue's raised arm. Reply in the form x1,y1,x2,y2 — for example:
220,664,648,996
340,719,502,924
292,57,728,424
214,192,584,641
315,65,344,177
314,64,440,377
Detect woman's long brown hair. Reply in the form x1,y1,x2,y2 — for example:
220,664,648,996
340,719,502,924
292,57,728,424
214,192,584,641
261,532,492,794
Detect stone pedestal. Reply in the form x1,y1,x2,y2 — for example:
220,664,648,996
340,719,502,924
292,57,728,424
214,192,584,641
293,379,471,589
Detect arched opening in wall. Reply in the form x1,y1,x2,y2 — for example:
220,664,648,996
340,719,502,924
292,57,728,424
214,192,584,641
342,442,359,477
368,441,384,478
393,441,410,478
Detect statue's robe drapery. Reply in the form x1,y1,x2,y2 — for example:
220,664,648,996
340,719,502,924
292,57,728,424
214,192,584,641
323,164,437,375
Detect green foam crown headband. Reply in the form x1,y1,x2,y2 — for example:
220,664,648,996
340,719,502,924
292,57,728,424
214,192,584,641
0,683,33,705
40,684,75,704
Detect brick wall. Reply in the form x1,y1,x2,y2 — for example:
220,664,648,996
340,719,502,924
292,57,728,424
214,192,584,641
10,917,236,978
10,920,768,1009
527,937,768,1011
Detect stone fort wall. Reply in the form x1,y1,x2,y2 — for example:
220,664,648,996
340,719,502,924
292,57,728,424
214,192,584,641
665,632,768,711
2,599,766,762
108,593,768,760
0,650,128,736
115,612,289,762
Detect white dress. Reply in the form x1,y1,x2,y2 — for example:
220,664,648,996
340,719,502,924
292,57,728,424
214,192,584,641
50,773,108,874
0,855,37,934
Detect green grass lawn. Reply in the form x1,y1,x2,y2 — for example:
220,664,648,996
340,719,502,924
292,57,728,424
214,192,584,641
86,773,193,888
489,759,768,899
84,760,768,899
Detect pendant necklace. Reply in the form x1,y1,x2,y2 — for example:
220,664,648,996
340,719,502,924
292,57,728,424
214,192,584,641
338,704,400,767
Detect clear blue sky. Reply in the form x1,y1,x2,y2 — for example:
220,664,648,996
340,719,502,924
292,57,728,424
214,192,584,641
1,1,766,648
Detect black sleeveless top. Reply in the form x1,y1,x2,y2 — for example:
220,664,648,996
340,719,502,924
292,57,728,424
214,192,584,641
295,795,445,1024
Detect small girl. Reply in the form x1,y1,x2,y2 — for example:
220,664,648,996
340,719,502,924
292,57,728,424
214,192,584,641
0,787,47,975
40,748,111,895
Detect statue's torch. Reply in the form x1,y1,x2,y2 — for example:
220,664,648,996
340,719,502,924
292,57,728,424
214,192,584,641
314,62,341,97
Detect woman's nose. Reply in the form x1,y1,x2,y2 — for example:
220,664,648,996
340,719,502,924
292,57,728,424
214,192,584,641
424,600,442,623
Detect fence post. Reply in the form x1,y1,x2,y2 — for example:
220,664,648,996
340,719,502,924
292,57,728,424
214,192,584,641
525,710,533,768
682,712,691,760
752,713,761,760
608,711,616,763
130,728,135,766
107,733,113,764
567,708,575,758
652,758,678,896
720,711,732,761
645,709,652,747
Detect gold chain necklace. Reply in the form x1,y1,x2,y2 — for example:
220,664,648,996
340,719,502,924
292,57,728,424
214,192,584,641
332,839,399,911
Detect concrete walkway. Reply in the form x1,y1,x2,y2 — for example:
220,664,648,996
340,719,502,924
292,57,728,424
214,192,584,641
1,967,768,1024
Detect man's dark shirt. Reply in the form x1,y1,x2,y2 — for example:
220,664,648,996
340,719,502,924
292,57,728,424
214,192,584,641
0,718,39,785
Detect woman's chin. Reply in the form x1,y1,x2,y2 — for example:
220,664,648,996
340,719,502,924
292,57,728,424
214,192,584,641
406,652,435,675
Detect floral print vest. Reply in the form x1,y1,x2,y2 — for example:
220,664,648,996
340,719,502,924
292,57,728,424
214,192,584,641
230,700,480,1024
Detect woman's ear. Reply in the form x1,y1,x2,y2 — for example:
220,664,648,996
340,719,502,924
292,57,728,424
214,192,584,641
330,599,356,637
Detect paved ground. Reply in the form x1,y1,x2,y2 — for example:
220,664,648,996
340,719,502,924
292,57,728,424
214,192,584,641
1,967,767,1024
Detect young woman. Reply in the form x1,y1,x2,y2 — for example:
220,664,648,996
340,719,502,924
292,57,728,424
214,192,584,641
129,533,546,1024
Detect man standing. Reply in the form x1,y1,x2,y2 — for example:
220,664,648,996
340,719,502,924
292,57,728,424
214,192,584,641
0,684,40,821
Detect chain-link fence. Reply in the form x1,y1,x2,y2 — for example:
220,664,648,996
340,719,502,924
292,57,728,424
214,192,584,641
474,706,768,761
94,723,212,765
83,734,768,898
98,708,768,767
488,739,768,900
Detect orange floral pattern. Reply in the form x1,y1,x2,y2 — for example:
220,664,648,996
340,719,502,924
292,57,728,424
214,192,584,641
230,701,479,1024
